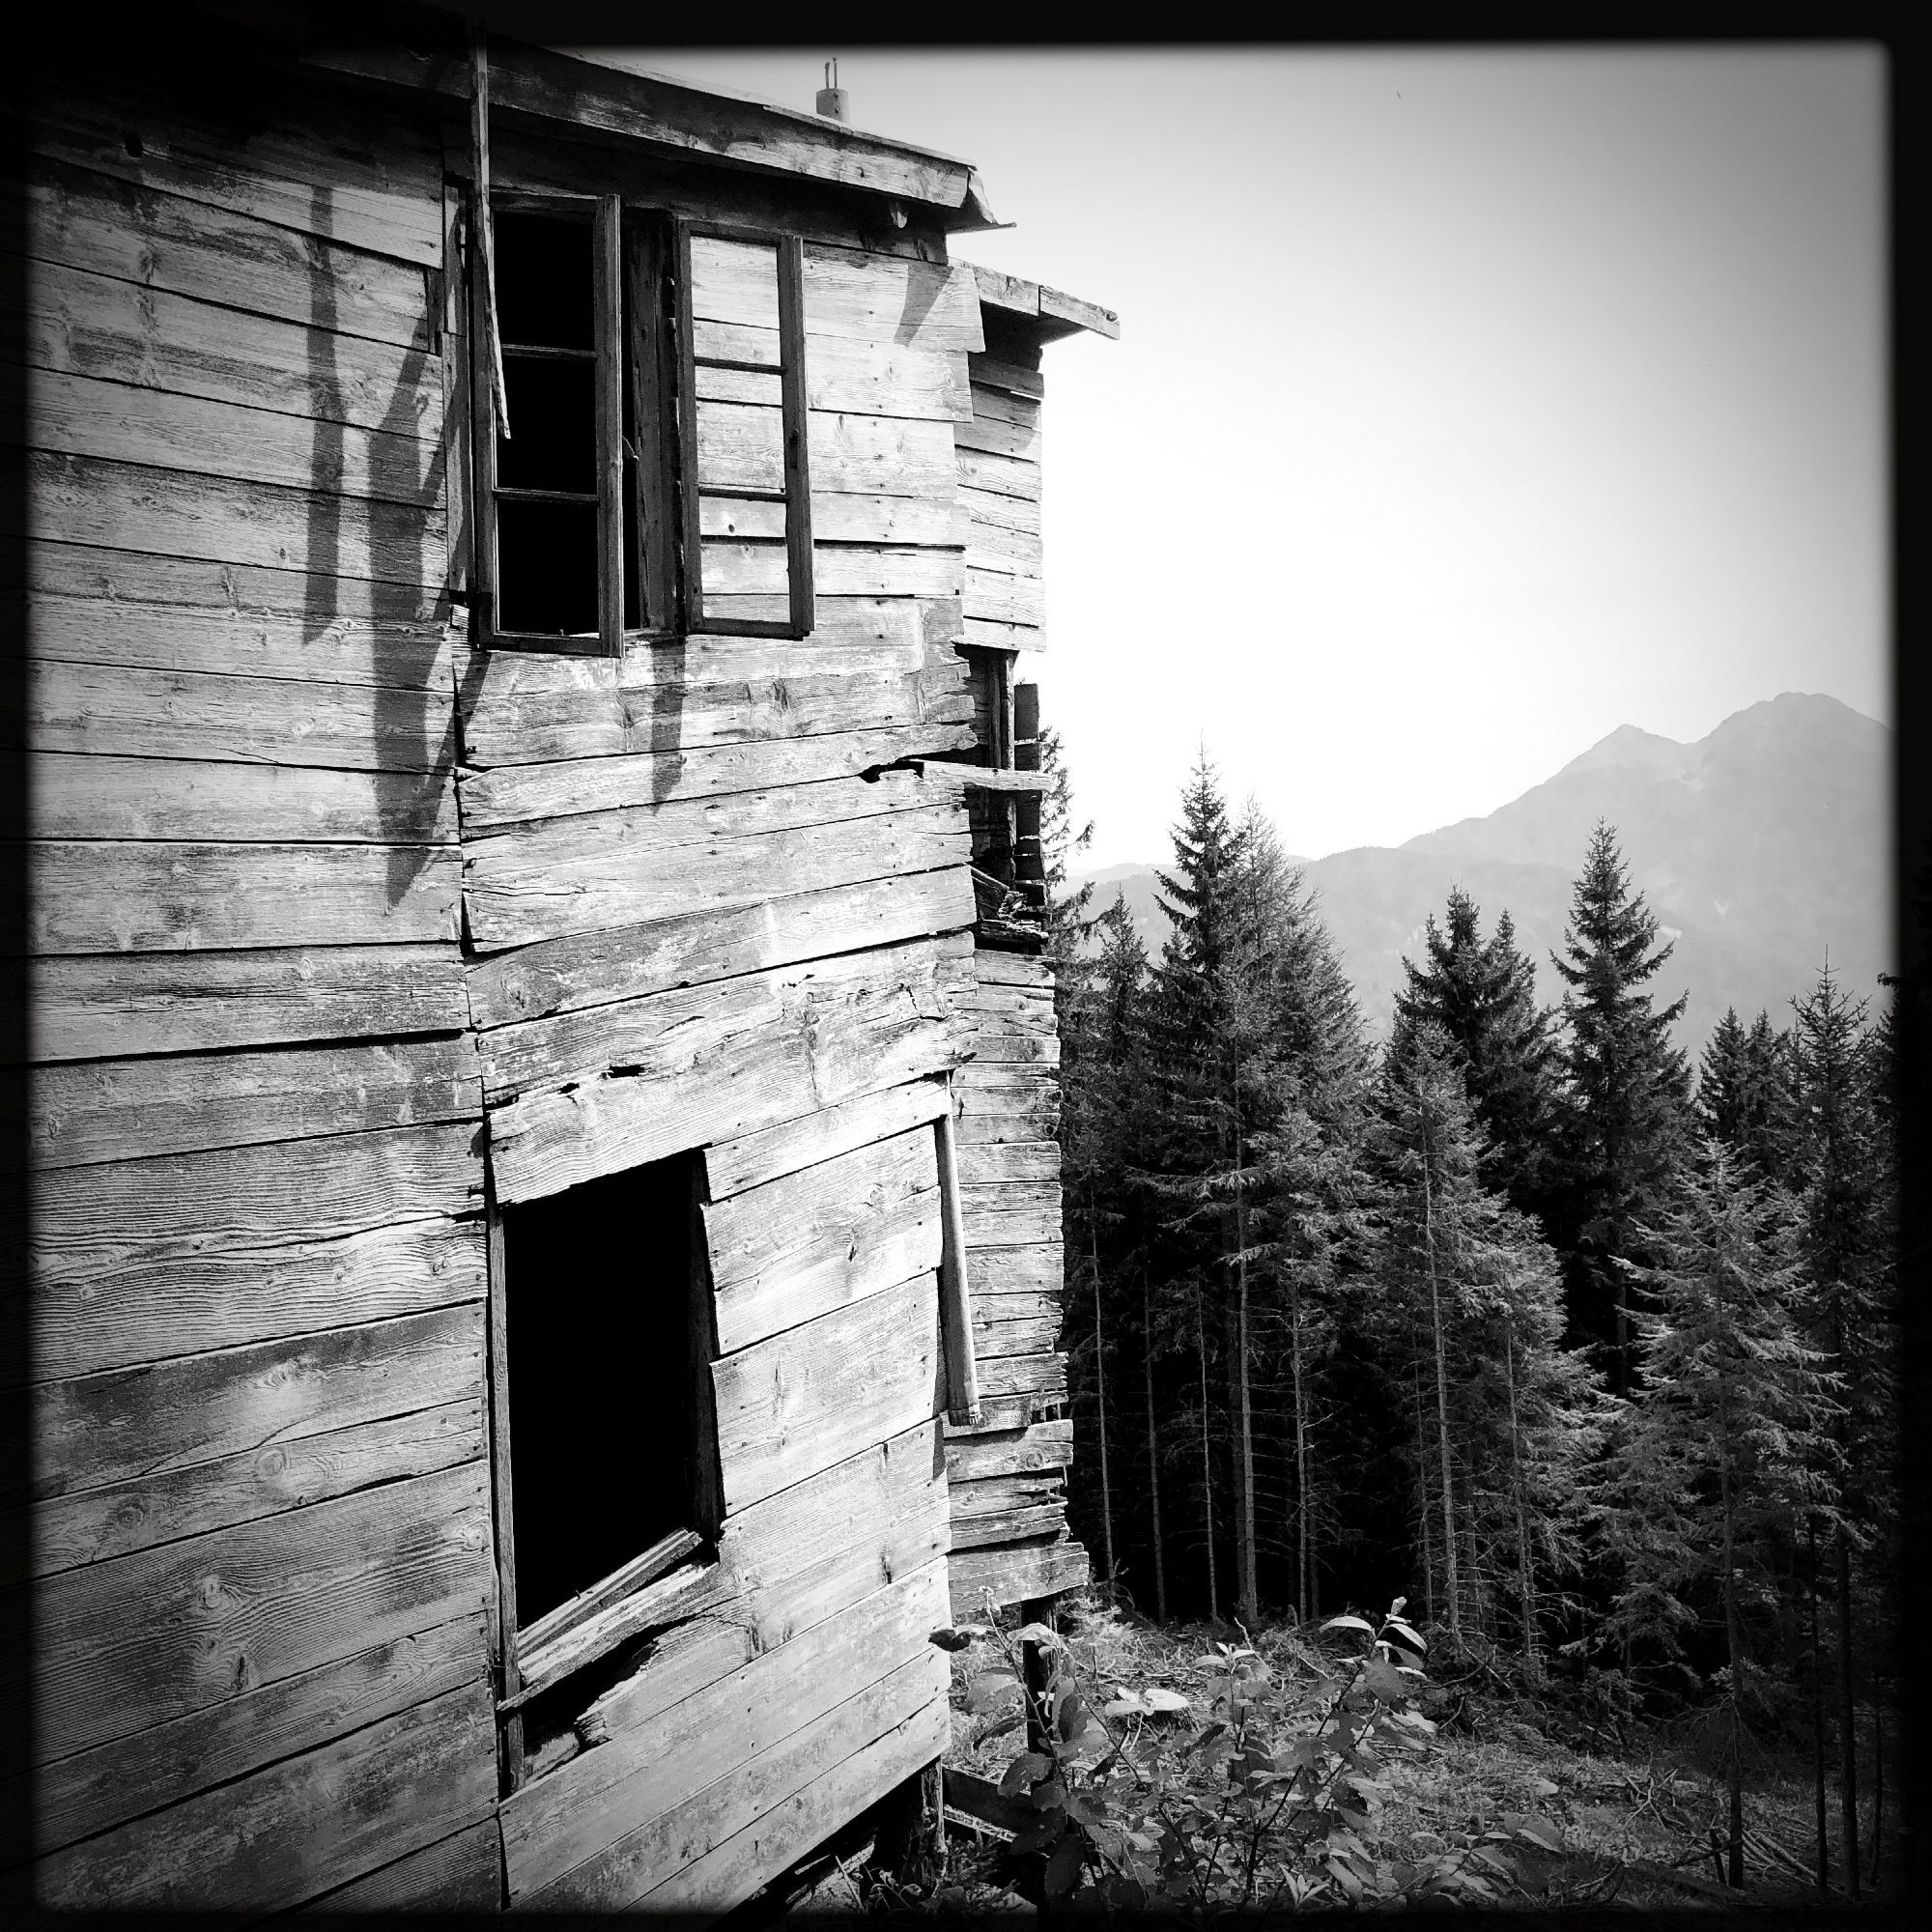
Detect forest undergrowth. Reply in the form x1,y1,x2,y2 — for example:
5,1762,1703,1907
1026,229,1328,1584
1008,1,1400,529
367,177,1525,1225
838,1591,1890,1919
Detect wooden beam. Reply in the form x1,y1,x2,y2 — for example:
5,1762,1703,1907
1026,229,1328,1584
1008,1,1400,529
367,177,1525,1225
594,193,624,654
935,1092,981,1428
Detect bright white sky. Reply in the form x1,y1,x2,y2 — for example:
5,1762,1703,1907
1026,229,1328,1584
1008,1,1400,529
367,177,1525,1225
580,44,1888,870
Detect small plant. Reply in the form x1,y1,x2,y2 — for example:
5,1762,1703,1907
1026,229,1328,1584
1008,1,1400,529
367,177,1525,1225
936,1593,1561,1911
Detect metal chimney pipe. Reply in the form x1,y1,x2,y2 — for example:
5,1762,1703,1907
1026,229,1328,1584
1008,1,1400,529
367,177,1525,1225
815,58,848,123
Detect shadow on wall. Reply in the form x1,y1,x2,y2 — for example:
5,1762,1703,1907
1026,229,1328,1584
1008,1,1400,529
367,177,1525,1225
302,184,453,911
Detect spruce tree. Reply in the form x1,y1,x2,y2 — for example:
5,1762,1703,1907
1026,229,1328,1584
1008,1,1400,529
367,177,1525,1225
1550,822,1691,1395
1696,1007,1800,1186
1599,1144,1839,1886
1394,888,1562,1219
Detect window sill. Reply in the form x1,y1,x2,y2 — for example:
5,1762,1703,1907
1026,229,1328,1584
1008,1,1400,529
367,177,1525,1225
502,1534,728,1714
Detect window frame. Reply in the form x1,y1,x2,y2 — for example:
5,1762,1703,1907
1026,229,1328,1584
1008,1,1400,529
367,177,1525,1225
468,191,815,655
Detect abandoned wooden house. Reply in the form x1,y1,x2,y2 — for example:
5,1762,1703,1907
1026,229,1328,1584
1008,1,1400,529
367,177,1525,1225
3,0,1121,1912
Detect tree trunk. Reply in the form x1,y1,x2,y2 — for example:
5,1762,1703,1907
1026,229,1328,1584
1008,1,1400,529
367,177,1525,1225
1090,1216,1115,1584
1807,1520,1829,1889
1867,1679,1883,1888
1413,1371,1435,1625
1837,1527,1861,1896
1422,1141,1461,1640
1235,1125,1258,1626
1717,1343,1745,1889
1143,1272,1167,1622
1502,1317,1539,1674
1291,1276,1310,1624
1197,1289,1218,1622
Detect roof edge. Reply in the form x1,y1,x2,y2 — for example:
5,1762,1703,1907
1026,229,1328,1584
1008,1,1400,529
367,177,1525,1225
969,263,1120,343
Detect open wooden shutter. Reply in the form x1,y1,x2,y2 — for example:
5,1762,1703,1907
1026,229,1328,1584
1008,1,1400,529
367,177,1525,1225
677,225,814,638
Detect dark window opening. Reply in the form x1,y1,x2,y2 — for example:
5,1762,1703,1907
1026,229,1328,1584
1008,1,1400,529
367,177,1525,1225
500,1150,710,1629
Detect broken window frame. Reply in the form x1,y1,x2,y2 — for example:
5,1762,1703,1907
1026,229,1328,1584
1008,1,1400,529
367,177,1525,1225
468,190,816,655
485,1155,724,1794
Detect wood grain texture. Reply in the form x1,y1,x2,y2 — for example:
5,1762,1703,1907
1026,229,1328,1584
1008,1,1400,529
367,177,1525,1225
701,1075,951,1202
27,751,459,844
9,252,443,439
711,1270,943,1515
695,323,971,421
28,1303,484,1504
463,785,967,952
502,1561,949,1906
20,838,460,952
23,1679,495,1912
705,1126,941,1355
21,1034,480,1170
955,1140,1061,1183
457,720,975,832
457,662,970,769
15,1397,484,1584
17,450,445,585
10,159,435,350
18,1459,492,1762
27,76,445,268
10,658,455,771
948,1538,1089,1618
962,1183,1064,1249
944,1419,1072,1482
483,936,972,1203
294,1815,502,1914
639,1676,950,1915
12,366,444,510
16,1609,489,1864
18,942,468,1062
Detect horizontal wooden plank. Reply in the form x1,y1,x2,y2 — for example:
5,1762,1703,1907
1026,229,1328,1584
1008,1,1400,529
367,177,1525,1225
948,1537,1089,1618
15,941,467,1063
955,1140,1062,1183
18,838,461,952
965,566,1046,629
22,1033,479,1172
966,520,1044,580
16,450,446,584
466,865,973,1037
701,538,962,601
950,1470,1066,1520
7,252,444,439
944,1420,1073,1483
512,1559,731,1708
7,658,456,772
505,1560,949,1906
706,1128,941,1355
968,353,1044,399
966,1032,1062,1067
963,1187,1064,1250
698,404,956,499
18,1460,492,1763
16,1609,488,1865
954,443,1040,504
29,75,444,268
484,936,973,1203
9,366,443,510
961,614,1043,655
972,952,1055,989
642,1679,949,1915
26,751,459,844
712,1271,942,1515
954,1242,1064,1299
622,1649,950,1913
465,795,967,954
695,322,972,421
953,412,1040,465
458,722,973,833
702,1075,951,1203
950,1505,1068,1550
294,1815,502,1914
805,248,983,354
9,157,434,349
458,662,970,770
28,1303,484,1506
971,1313,1062,1361
25,1678,494,1913
960,483,1041,538
975,1351,1068,1402
698,490,962,548
14,1398,483,1586
967,382,1041,432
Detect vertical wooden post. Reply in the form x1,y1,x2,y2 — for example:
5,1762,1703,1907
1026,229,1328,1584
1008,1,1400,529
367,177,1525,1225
777,232,815,635
1021,1596,1057,1755
592,195,625,655
935,1089,981,1427
485,1173,524,1790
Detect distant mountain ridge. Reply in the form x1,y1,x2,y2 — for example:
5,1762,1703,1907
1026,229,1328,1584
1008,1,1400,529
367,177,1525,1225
1076,693,1891,1050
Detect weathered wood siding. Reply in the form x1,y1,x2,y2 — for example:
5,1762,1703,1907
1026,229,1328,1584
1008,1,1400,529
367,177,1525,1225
13,20,1090,1916
945,952,1089,1616
6,56,495,1913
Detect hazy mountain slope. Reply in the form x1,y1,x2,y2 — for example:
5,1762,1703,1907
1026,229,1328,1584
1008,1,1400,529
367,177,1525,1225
1076,693,1890,1049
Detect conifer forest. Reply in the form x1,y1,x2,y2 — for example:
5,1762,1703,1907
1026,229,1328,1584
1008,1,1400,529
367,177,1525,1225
1021,734,1905,1905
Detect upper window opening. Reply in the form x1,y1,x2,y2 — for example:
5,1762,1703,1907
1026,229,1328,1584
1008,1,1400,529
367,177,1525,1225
472,197,815,652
